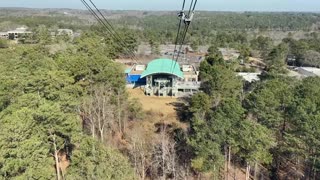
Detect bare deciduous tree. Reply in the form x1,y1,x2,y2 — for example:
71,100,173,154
127,126,151,180
81,84,116,142
151,125,177,180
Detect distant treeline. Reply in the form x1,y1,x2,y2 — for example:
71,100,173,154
1,10,320,31
1,10,320,47
119,12,320,30
0,16,88,31
112,12,320,44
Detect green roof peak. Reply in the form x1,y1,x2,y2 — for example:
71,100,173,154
140,59,184,78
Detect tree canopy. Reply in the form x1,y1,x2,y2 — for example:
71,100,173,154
0,31,135,179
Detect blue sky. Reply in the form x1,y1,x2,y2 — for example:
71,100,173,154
0,0,320,12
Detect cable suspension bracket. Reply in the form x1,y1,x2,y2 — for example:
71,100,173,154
178,0,197,25
178,11,194,25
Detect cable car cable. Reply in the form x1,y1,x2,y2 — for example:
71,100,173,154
172,0,186,61
172,0,198,72
80,0,137,61
87,0,137,60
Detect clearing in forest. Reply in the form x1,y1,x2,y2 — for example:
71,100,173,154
127,88,188,129
127,88,177,115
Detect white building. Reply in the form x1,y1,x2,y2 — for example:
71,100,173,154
7,27,32,40
57,29,73,36
237,73,261,83
297,67,320,77
181,64,199,82
0,32,8,39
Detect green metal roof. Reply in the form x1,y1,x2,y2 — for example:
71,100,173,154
140,59,184,78
125,68,131,74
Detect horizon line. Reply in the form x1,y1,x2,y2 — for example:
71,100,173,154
0,7,320,13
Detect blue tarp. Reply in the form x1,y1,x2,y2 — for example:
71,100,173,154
126,74,146,84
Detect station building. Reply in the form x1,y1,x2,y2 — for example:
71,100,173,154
125,58,200,97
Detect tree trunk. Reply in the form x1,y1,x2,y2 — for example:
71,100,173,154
99,129,104,142
89,106,95,138
141,155,146,180
172,147,176,180
91,123,95,138
53,134,61,180
254,162,258,180
233,156,236,180
246,162,251,180
61,170,65,180
97,96,102,141
312,155,317,180
123,103,127,135
101,94,106,142
185,165,189,180
213,165,216,180
117,90,122,134
228,146,231,179
161,132,166,180
133,142,138,178
224,145,229,180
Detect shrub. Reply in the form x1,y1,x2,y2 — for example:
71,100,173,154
0,39,9,48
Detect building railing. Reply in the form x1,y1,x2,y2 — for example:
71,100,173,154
176,81,201,89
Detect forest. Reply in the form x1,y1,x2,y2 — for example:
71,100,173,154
1,9,320,179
